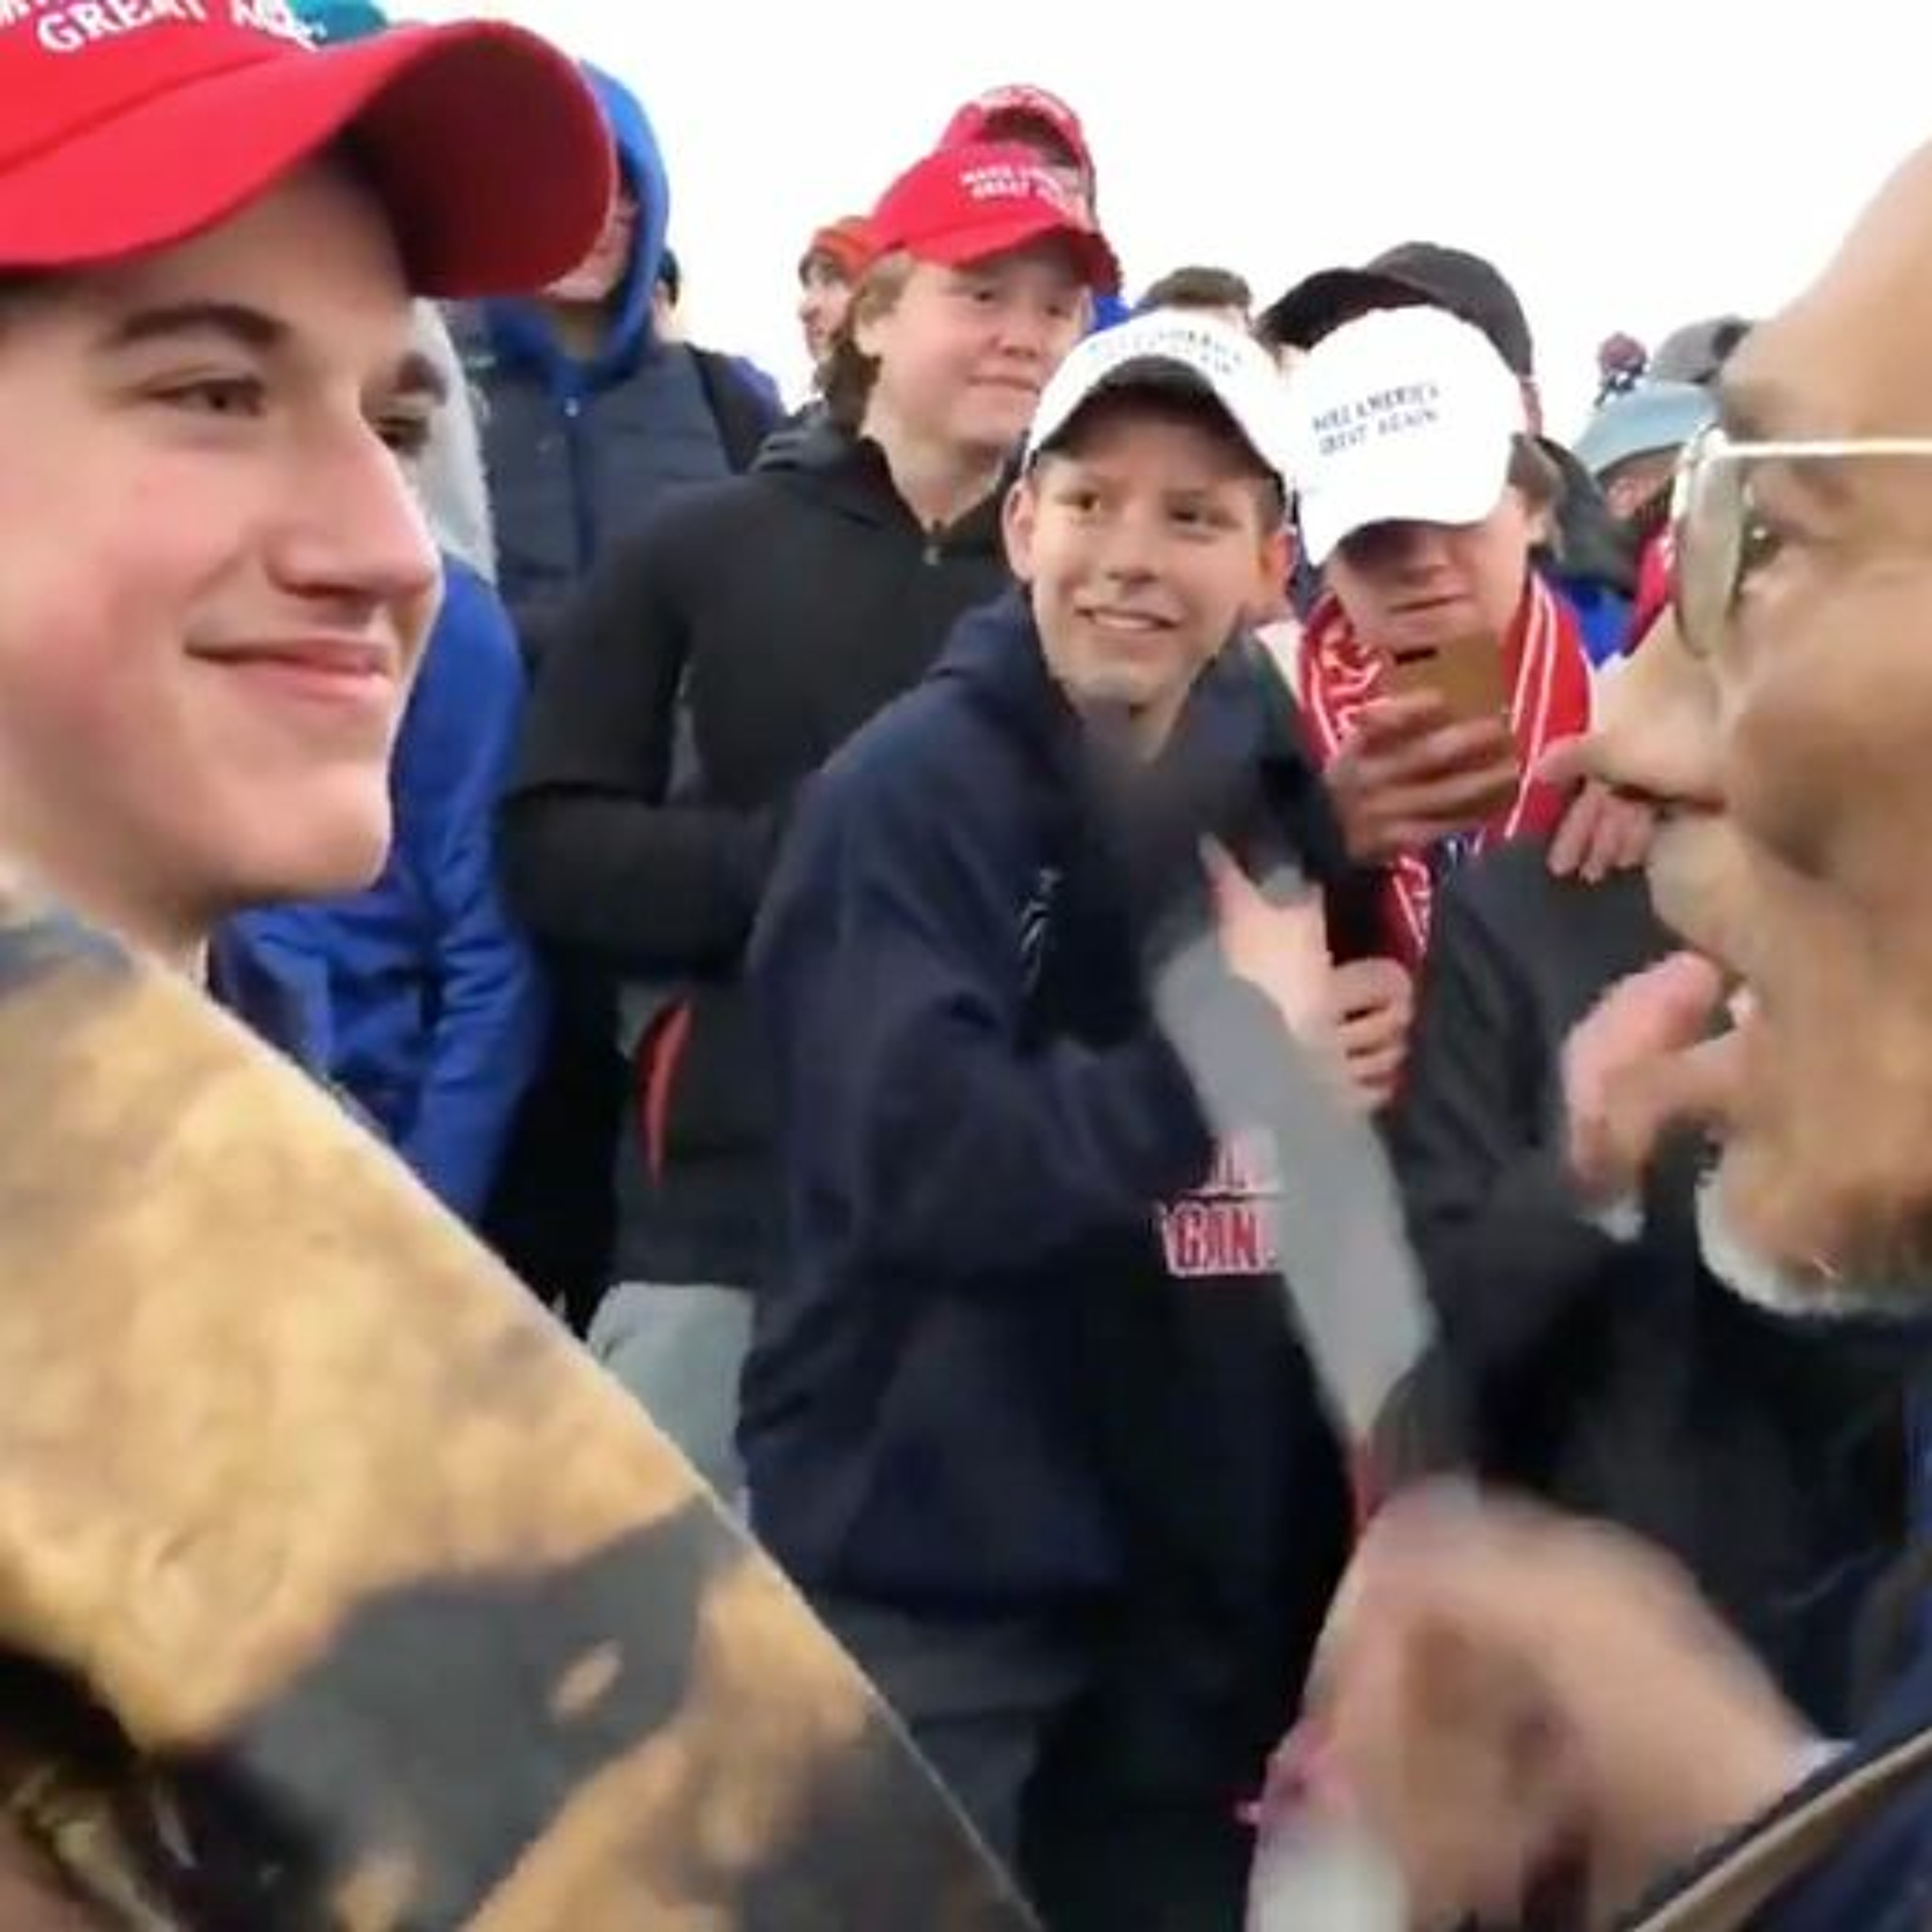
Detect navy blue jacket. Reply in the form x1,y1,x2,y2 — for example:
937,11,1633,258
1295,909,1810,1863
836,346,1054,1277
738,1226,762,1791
468,65,782,635
743,594,1352,1764
240,562,545,1223
1620,1631,1932,1927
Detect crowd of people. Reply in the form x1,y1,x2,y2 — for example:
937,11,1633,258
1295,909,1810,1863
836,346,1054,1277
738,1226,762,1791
6,0,1932,1926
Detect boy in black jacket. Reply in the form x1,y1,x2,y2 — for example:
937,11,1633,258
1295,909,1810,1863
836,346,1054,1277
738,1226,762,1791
744,314,1368,1926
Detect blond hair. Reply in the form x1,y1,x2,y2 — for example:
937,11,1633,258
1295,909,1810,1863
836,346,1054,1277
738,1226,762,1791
819,251,918,431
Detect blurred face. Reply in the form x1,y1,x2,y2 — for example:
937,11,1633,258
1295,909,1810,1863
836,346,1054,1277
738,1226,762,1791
1585,139,1932,1286
1602,447,1680,521
797,254,853,368
1321,487,1538,654
0,162,442,964
545,181,637,305
1005,397,1287,755
859,243,1088,460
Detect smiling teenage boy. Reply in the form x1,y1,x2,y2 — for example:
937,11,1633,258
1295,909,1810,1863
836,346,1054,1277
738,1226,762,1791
743,312,1357,1924
0,5,609,1051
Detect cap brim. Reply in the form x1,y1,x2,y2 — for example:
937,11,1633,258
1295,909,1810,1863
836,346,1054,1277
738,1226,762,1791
1259,267,1432,350
0,23,612,298
1299,448,1512,567
919,214,1122,296
1033,355,1276,477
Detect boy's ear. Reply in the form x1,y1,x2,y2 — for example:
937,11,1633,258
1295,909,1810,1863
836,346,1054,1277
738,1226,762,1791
1244,523,1294,628
1002,473,1039,582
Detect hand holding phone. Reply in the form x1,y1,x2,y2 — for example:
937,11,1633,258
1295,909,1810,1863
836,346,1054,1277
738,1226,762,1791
1326,688,1520,864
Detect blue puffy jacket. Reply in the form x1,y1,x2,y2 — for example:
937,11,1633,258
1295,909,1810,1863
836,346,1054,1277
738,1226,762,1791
468,64,781,634
240,561,545,1222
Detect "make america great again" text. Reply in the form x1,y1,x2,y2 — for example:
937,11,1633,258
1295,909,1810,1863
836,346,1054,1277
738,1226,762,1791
0,0,312,54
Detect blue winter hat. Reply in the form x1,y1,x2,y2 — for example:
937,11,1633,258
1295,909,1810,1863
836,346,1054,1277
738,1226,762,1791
290,0,391,44
1573,380,1714,481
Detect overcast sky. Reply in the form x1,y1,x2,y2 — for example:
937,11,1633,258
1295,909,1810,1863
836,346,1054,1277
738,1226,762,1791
412,0,1929,433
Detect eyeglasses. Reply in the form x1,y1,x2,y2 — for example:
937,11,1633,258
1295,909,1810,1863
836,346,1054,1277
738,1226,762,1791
1671,424,1932,656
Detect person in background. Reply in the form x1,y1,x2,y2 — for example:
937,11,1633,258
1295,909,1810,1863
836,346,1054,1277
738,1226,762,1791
1595,328,1650,402
470,61,782,1321
797,214,877,379
1261,242,1637,665
467,62,782,641
938,84,1130,328
656,244,786,412
290,0,391,39
500,144,1115,1489
1573,379,1715,659
743,312,1355,1928
240,307,548,1226
1575,379,1716,522
1135,264,1254,332
1649,310,1754,386
650,244,685,341
1282,307,1610,965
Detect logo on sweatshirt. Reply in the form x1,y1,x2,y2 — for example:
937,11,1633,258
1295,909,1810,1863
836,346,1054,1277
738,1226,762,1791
1157,1127,1280,1278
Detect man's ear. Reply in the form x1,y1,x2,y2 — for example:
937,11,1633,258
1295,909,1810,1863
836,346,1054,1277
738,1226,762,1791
1003,475,1039,581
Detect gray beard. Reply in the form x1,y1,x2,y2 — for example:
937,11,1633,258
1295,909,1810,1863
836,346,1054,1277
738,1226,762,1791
1695,1173,1923,1322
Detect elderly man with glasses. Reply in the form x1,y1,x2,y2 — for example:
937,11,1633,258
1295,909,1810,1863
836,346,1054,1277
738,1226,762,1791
1302,136,1932,1932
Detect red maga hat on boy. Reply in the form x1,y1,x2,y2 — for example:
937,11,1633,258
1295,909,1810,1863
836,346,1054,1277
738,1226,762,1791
940,84,1093,178
870,142,1119,292
0,1,612,298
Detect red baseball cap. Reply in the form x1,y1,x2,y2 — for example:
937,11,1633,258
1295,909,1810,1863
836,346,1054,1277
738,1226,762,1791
870,143,1119,294
0,5,613,298
940,84,1094,180
799,214,878,285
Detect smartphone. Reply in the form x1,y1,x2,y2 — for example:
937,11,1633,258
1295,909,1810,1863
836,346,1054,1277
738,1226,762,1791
1381,632,1511,724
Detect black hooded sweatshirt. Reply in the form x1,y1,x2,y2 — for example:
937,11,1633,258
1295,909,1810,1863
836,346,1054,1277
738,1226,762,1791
743,591,1354,1790
500,422,1010,1290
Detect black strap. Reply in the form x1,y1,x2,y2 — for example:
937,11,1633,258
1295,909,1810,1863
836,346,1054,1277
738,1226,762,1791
691,348,778,473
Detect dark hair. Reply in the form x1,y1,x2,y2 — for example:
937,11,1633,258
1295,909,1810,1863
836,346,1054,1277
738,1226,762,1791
0,271,55,310
1033,384,1286,528
1507,433,1564,510
1135,265,1253,319
655,247,681,306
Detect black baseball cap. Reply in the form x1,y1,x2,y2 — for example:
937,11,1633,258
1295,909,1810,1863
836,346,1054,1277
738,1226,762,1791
1260,242,1535,379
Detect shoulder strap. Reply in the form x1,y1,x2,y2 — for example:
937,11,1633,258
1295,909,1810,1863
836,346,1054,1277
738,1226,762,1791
691,348,775,473
1627,1722,1932,1931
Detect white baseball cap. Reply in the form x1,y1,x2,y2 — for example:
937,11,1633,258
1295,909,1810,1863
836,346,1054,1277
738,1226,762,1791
1025,311,1295,483
1284,305,1528,565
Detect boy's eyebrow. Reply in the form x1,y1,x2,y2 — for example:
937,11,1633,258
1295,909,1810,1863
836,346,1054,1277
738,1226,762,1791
96,299,287,355
95,300,448,406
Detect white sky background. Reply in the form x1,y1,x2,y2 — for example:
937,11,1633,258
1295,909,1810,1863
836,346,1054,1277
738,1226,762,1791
412,0,1930,436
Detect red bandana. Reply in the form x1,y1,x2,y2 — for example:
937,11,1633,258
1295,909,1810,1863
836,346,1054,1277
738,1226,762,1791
1298,577,1593,962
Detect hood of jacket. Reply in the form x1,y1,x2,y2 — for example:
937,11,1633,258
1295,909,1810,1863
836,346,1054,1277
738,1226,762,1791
480,62,670,392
